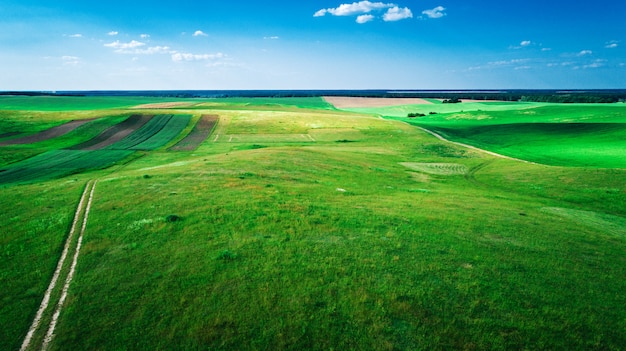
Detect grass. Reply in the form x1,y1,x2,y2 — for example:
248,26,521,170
1,96,626,350
354,102,626,168
0,96,188,111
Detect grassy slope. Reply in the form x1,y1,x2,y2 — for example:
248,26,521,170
351,102,626,168
1,98,626,350
0,96,189,111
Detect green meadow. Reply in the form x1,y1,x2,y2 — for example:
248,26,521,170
1,97,625,350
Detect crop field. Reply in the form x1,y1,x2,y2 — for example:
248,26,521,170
125,115,192,151
0,114,192,185
170,115,218,151
1,96,626,350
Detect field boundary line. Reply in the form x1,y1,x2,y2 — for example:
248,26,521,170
41,180,97,350
416,126,537,164
19,181,93,351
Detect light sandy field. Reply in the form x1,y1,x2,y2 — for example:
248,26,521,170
323,96,432,108
132,102,195,109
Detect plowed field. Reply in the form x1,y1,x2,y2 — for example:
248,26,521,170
170,115,218,151
0,119,94,146
71,115,153,150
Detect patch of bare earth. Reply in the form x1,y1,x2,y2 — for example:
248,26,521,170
70,114,153,150
132,102,194,109
170,115,219,151
323,96,433,109
0,119,94,146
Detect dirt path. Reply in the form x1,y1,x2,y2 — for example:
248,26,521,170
416,126,537,164
20,180,97,351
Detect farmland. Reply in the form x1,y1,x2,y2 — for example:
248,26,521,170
1,96,626,350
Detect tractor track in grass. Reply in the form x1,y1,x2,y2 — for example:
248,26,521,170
20,180,97,351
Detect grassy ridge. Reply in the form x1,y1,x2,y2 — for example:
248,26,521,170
349,102,626,168
1,98,626,350
425,122,626,167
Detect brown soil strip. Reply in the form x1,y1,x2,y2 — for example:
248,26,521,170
132,102,194,109
0,119,93,146
70,115,153,150
323,96,432,109
169,115,218,151
0,132,21,139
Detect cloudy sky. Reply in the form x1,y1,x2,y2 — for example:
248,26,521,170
1,0,625,90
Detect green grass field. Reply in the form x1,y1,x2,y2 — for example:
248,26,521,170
351,101,626,168
1,96,625,350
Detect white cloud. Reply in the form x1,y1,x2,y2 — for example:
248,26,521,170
488,59,530,66
316,1,394,17
584,59,607,69
105,40,146,50
315,1,413,22
520,40,532,47
172,52,225,62
104,40,173,55
383,6,413,21
136,46,174,55
61,56,81,66
140,34,150,39
68,34,82,38
193,30,208,37
263,36,280,40
577,50,593,56
541,48,552,51
108,31,119,36
605,41,619,49
314,9,328,17
422,6,446,19
356,14,375,23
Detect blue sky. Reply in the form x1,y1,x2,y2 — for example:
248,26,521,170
1,0,625,90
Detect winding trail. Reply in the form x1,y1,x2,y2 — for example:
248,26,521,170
20,180,97,351
416,126,537,165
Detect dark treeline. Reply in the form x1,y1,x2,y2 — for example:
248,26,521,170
387,90,626,103
2,89,626,102
519,94,625,103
